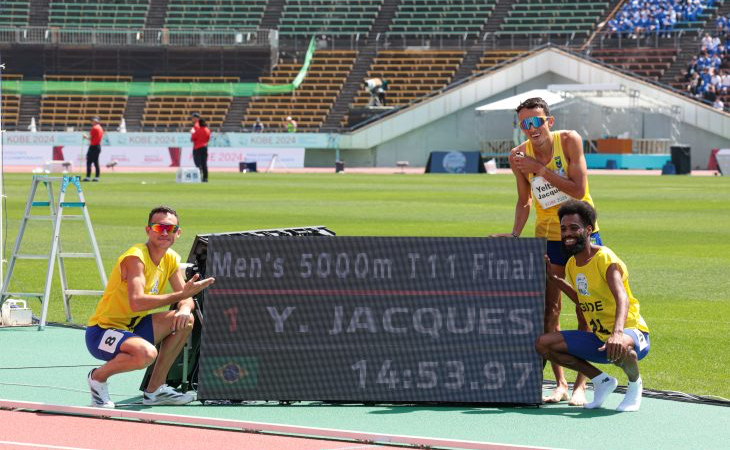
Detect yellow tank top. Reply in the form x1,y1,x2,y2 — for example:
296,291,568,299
525,131,598,240
88,243,180,330
565,247,649,342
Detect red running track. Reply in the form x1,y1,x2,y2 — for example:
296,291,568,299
0,410,390,450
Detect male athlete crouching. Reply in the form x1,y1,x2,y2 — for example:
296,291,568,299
85,206,215,407
535,200,650,411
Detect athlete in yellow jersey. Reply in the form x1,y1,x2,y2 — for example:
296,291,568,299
493,97,601,405
84,206,215,408
536,200,650,412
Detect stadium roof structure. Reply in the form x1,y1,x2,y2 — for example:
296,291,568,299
474,83,683,145
475,84,677,114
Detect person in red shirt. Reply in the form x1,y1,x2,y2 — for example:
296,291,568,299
191,118,211,182
82,116,104,182
189,112,200,134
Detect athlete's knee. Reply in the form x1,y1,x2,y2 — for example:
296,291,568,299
535,334,554,358
131,345,158,369
614,349,637,368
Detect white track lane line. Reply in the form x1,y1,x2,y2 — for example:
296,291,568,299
0,441,101,450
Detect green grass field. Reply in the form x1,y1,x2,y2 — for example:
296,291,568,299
2,172,729,399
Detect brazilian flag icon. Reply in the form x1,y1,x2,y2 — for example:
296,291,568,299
208,357,259,389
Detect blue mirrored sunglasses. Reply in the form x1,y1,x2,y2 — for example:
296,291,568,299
519,116,550,130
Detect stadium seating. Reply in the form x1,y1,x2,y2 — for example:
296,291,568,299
590,48,678,81
244,50,357,131
48,0,149,28
389,0,496,36
1,74,22,128
605,0,719,38
141,77,237,130
165,0,266,29
278,0,382,36
498,0,610,36
474,50,525,73
0,0,30,26
39,75,129,129
349,50,464,110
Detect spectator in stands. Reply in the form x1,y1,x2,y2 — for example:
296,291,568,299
192,119,211,182
253,118,265,133
286,116,298,133
713,97,724,110
611,0,714,40
716,14,729,33
685,55,699,81
536,200,650,412
85,205,215,408
365,77,387,107
704,82,718,103
82,116,103,182
720,69,730,94
377,80,389,106
492,97,603,407
688,72,702,96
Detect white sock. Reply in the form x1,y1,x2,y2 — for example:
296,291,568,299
616,377,643,412
584,373,618,409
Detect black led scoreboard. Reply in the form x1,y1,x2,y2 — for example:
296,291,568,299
197,236,545,404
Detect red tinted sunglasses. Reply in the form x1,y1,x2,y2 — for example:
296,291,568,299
148,223,179,233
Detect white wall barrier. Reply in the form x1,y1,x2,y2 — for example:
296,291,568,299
1,132,320,168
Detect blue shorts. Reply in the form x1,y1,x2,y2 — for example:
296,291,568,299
546,232,602,266
85,315,155,362
561,329,650,364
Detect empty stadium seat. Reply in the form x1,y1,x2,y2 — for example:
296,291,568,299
141,76,237,130
244,50,357,131
48,0,149,28
0,0,30,26
590,48,678,81
498,0,610,36
278,0,382,36
473,50,526,73
39,75,130,129
389,0,496,36
1,74,23,127
165,0,266,29
348,50,464,114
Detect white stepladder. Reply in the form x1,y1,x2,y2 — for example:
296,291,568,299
0,175,107,330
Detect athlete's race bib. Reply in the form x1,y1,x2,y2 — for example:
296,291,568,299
530,175,570,209
98,329,124,354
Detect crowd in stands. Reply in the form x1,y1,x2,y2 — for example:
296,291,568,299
607,0,715,39
685,28,729,111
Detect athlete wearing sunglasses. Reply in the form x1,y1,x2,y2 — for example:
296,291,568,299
491,97,602,407
85,206,215,408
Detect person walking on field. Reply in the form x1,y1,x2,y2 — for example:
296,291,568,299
192,119,211,182
82,116,104,182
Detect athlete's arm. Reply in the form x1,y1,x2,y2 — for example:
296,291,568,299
124,255,214,312
167,269,196,333
600,263,630,362
492,146,532,237
545,255,579,303
532,131,588,199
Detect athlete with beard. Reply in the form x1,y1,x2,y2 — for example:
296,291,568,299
492,97,601,405
535,200,650,412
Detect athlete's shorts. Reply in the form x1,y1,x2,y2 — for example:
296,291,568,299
85,315,155,362
561,329,650,364
546,232,603,267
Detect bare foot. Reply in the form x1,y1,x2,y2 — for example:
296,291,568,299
569,387,587,406
543,385,569,403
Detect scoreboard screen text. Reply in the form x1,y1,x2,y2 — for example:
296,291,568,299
197,236,545,404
